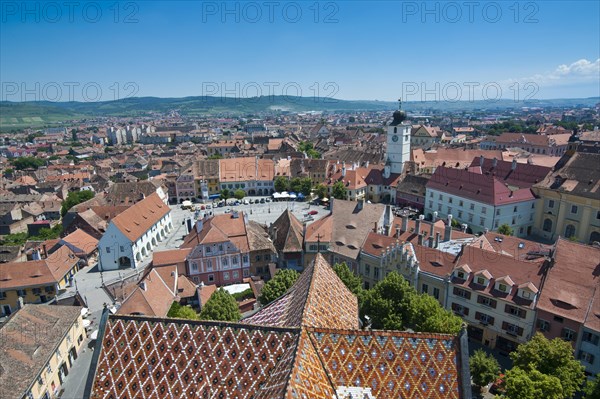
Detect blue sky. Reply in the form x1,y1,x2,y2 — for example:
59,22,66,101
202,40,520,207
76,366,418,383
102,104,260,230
1,1,599,101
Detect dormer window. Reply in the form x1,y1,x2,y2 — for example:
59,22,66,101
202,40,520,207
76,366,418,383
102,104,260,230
457,271,465,279
477,277,486,285
498,284,507,292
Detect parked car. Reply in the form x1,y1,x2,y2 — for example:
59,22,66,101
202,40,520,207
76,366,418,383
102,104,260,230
265,198,271,203
243,199,249,205
260,198,266,203
308,210,318,215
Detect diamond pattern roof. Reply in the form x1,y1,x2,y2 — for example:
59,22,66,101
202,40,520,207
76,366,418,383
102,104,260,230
88,254,468,399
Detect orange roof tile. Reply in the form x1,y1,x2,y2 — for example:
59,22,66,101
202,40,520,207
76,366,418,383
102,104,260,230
111,192,170,241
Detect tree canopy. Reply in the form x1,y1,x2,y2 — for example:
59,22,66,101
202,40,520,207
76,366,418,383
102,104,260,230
199,289,241,322
504,333,586,399
298,141,321,159
10,156,45,170
331,181,347,200
274,176,289,193
497,224,514,236
259,269,299,305
60,190,95,216
167,301,199,320
583,375,600,399
314,183,328,199
361,272,463,334
470,349,500,389
233,189,246,200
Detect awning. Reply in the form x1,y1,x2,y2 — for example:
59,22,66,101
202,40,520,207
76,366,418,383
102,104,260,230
182,200,192,207
89,329,99,340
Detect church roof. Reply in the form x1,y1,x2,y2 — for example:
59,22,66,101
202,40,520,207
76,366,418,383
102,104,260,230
86,254,469,399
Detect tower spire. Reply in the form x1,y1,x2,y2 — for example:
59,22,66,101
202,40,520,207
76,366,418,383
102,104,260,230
398,98,402,110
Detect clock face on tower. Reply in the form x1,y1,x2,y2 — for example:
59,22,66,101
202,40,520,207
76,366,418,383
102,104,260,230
392,134,399,142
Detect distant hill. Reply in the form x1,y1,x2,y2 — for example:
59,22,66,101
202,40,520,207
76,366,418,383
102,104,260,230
1,96,598,131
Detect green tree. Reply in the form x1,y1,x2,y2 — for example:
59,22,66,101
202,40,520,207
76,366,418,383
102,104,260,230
470,349,500,389
583,375,600,399
199,289,241,322
289,177,302,193
233,189,246,200
274,176,289,192
314,183,328,199
361,272,462,334
31,224,63,240
504,368,563,399
497,224,514,236
220,188,230,200
10,156,45,170
60,190,95,216
333,262,364,301
331,181,347,200
507,333,585,399
259,269,299,305
167,301,199,320
0,232,28,246
299,177,313,196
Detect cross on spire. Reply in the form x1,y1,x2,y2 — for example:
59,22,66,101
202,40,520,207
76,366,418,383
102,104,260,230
398,98,402,110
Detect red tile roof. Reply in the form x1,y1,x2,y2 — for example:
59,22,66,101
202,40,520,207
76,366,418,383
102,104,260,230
110,192,170,241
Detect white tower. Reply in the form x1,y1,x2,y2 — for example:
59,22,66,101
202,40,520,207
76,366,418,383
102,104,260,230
386,99,411,174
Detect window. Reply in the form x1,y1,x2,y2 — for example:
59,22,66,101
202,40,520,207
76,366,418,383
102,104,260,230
233,271,239,279
543,218,553,232
468,214,473,223
120,246,124,252
537,319,550,332
309,244,318,251
223,272,230,281
222,257,228,266
562,328,576,341
32,288,41,295
597,211,600,220
477,295,497,308
232,256,238,265
206,246,211,253
456,271,466,280
583,332,600,345
481,207,487,214
0,292,5,299
554,315,564,323
206,260,213,271
422,284,429,294
458,211,463,218
498,283,507,292
494,220,499,228
453,287,471,300
106,247,111,253
45,286,53,293
255,255,261,261
451,303,469,316
571,205,578,214
243,255,248,264
364,264,370,277
548,200,555,208
439,194,443,200
496,209,501,216
17,289,26,296
476,277,486,286
433,287,440,300
505,304,526,318
477,313,494,325
480,217,485,226
565,224,576,239
449,197,453,204
459,200,464,207
579,351,595,364
219,244,223,251
503,322,522,336
208,274,215,282
470,203,475,210
437,204,442,212
191,262,198,272
447,206,452,214
374,267,380,279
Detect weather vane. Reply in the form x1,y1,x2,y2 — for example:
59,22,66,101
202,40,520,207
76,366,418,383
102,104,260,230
398,98,402,110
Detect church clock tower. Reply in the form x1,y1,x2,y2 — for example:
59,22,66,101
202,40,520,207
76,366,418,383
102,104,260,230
386,99,411,175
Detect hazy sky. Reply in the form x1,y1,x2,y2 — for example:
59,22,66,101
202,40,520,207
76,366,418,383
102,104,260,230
1,1,599,102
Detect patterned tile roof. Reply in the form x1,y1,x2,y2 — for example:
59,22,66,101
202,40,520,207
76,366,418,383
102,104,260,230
243,254,359,330
87,255,469,399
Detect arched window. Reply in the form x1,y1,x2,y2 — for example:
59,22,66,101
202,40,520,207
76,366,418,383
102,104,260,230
590,231,600,245
564,224,576,239
394,127,397,133
542,218,553,232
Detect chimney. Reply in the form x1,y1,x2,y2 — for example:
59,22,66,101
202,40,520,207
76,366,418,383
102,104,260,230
511,158,517,170
418,233,424,246
357,199,364,211
366,160,369,168
461,223,468,233
401,214,409,232
492,157,498,167
373,221,378,233
395,224,401,238
416,215,424,235
186,218,193,233
444,214,453,241
479,155,484,165
435,232,441,248
17,296,24,309
272,226,278,242
342,165,346,177
428,236,435,248
195,219,203,233
42,245,48,259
